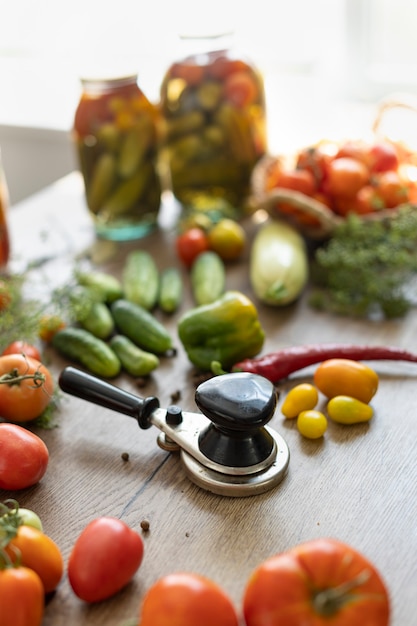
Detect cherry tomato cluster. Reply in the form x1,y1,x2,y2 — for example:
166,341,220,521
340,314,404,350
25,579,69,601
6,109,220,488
176,217,246,268
265,138,417,224
281,359,379,438
0,500,64,626
137,537,390,625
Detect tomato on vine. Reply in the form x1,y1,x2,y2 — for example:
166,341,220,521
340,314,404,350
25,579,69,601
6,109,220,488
0,354,54,422
0,564,44,626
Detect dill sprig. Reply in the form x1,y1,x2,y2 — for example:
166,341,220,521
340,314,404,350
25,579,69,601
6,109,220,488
309,205,417,319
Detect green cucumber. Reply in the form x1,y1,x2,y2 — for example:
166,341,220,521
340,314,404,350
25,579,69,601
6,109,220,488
158,267,183,313
52,328,121,378
191,251,225,305
79,301,115,340
122,250,159,310
111,299,173,354
76,270,123,303
109,335,159,376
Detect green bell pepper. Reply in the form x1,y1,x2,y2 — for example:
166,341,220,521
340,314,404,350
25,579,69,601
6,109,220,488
178,290,265,371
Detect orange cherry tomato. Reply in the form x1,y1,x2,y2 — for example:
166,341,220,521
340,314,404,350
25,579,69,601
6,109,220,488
139,572,239,626
171,62,205,86
0,566,44,626
325,157,369,198
275,168,317,196
5,525,64,593
2,341,42,361
313,358,379,404
223,70,259,107
38,314,66,343
373,170,410,208
0,354,55,422
243,538,390,626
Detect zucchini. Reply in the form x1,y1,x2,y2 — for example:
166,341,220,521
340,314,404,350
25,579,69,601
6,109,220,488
191,251,225,305
122,250,159,310
109,335,159,376
158,267,183,313
250,220,309,306
52,327,121,378
111,299,173,354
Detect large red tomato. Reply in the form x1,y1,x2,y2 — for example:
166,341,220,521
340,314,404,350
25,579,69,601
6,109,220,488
139,572,239,626
0,354,54,422
243,538,390,626
67,516,144,602
0,423,49,490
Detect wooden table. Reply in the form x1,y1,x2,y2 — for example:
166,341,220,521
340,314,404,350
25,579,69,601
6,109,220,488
2,172,417,625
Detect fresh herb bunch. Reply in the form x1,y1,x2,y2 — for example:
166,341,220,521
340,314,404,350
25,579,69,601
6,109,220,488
309,205,417,319
0,274,45,351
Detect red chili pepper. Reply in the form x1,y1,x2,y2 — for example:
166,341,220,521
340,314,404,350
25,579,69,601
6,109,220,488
232,344,417,383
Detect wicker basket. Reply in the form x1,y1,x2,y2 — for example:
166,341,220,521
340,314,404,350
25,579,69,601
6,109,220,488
249,96,417,240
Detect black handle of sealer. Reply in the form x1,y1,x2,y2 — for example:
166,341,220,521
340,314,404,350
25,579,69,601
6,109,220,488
58,367,160,429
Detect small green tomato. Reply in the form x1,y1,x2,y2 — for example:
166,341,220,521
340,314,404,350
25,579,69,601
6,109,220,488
17,507,43,531
297,410,328,439
327,395,373,425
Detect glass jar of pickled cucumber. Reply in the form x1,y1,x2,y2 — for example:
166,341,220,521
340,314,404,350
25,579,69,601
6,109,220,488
73,74,161,240
159,33,267,214
0,151,10,270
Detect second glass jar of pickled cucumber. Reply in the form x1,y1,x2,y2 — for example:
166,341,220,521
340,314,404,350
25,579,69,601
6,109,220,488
0,150,10,270
159,33,267,214
73,74,161,240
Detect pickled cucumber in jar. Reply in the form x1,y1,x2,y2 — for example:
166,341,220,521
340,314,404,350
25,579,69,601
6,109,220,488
73,74,161,240
159,40,267,212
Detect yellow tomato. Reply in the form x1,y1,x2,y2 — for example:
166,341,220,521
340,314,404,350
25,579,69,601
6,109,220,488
297,410,328,439
327,395,374,424
207,219,246,261
281,383,319,419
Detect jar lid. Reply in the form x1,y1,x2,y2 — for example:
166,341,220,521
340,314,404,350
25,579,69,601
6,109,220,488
80,74,138,92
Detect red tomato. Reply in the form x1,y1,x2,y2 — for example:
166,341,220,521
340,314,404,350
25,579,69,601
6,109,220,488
68,516,144,603
223,70,259,107
325,157,369,198
176,227,210,268
369,141,399,173
275,168,317,196
5,525,64,593
2,341,42,361
354,184,385,214
296,146,332,190
0,423,49,490
0,566,44,626
243,538,390,626
373,170,410,208
0,354,54,422
139,572,239,626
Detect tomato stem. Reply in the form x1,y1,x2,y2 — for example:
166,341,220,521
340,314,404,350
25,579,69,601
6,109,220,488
0,367,46,388
313,569,371,616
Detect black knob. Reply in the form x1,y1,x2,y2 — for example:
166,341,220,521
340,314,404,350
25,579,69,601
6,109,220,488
194,373,278,468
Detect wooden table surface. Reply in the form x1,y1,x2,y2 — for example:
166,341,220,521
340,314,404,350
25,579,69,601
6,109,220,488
2,172,417,625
